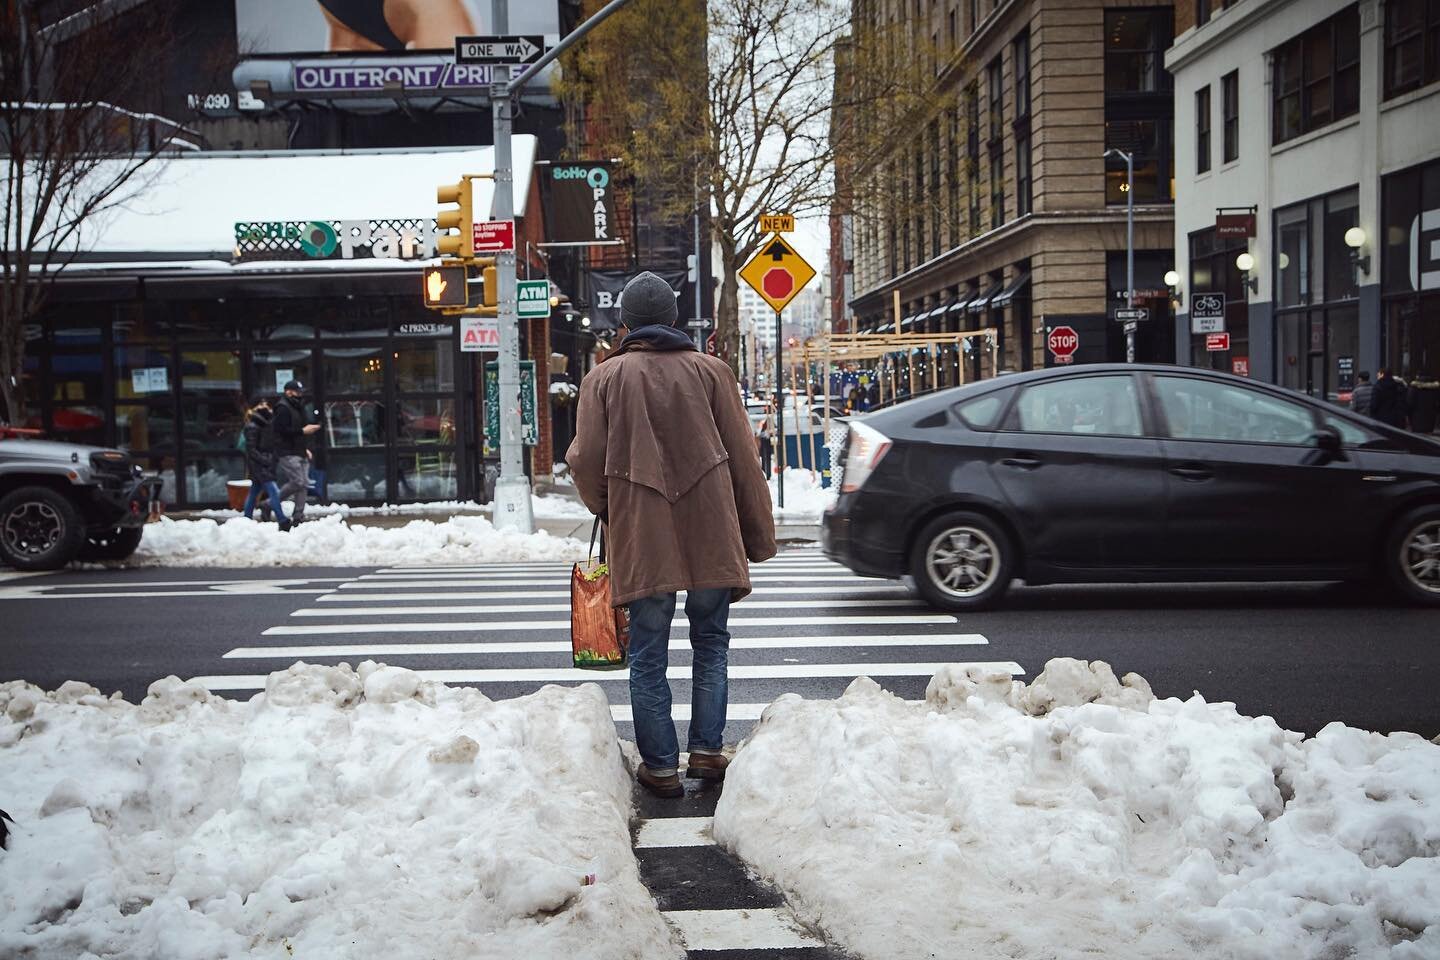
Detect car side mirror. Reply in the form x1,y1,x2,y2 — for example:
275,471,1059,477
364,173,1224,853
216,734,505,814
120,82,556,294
1311,424,1342,453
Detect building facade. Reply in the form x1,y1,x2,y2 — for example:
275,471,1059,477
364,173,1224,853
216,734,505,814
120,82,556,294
1168,0,1440,398
844,0,1177,379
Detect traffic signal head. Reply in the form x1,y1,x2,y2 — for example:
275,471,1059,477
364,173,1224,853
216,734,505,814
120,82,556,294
436,179,475,258
422,265,467,308
481,263,497,308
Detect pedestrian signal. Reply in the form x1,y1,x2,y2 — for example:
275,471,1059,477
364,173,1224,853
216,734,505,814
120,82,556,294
422,265,467,308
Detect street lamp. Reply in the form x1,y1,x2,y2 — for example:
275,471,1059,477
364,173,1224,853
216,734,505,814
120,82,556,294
1345,226,1371,275
1235,251,1258,294
1164,269,1183,310
1104,147,1135,363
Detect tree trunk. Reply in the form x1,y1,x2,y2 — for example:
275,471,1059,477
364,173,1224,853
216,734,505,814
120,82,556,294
715,236,743,381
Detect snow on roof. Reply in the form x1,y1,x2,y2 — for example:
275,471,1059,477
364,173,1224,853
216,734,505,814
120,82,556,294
68,138,537,256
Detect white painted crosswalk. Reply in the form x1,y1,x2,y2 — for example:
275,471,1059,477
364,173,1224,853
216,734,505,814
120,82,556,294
182,548,1025,737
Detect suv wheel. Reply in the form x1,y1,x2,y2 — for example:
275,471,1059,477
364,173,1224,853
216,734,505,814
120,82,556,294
1386,506,1440,606
0,486,85,571
79,526,144,563
909,511,1014,612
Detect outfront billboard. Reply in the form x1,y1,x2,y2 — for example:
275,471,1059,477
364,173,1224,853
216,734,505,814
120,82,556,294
236,0,560,55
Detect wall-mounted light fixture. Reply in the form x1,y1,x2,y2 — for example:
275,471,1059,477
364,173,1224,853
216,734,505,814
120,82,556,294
1164,269,1184,309
1344,226,1370,275
1235,251,1259,294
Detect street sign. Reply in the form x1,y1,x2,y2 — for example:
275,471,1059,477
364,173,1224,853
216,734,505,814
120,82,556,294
685,319,710,329
473,219,515,253
705,332,717,355
1047,325,1079,364
485,361,538,450
1114,307,1149,322
739,234,816,313
1123,321,1138,335
759,214,795,234
1205,332,1231,352
422,265,467,308
461,316,499,352
455,35,546,65
1215,211,1257,238
1232,357,1250,377
1192,292,1226,334
517,279,550,318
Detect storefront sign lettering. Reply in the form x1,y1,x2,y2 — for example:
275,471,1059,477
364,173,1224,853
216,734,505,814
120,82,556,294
1411,209,1440,292
292,61,503,94
548,163,617,244
398,322,452,337
235,219,438,261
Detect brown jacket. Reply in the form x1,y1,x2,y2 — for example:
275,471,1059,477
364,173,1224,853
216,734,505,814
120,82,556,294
565,339,776,606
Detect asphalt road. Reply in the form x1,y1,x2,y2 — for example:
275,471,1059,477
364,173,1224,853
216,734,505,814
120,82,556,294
2,554,1437,739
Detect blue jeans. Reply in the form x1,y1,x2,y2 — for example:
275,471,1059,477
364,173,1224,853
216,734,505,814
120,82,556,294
627,588,733,776
242,480,287,522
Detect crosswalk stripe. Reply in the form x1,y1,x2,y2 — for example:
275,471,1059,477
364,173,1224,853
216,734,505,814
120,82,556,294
190,662,1019,691
337,573,865,589
0,588,336,600
222,634,988,659
261,613,955,635
358,566,844,580
635,817,713,848
291,598,922,617
661,908,822,951
314,584,904,601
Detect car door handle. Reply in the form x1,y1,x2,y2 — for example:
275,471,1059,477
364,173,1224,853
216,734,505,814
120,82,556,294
1001,455,1042,470
1168,463,1214,481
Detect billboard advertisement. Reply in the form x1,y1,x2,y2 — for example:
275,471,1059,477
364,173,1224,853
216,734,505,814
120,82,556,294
236,0,560,55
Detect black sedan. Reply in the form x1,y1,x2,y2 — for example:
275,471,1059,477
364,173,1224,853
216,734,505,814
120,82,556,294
822,364,1440,610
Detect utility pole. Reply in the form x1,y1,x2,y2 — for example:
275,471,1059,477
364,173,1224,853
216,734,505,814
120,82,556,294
1105,147,1136,364
774,309,784,509
487,0,635,532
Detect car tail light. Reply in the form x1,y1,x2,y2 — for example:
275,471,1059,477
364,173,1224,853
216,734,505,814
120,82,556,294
841,422,892,493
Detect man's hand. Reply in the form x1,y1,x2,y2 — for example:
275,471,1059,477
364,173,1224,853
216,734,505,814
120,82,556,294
303,424,321,435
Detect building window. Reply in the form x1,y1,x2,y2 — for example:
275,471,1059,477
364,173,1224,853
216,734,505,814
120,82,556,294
1273,189,1361,402
1385,0,1440,99
1196,85,1211,174
1222,70,1239,162
966,82,982,234
970,0,979,34
1014,30,1031,217
1104,9,1175,205
948,106,961,245
987,56,1004,229
1271,4,1360,145
930,119,942,258
948,8,957,50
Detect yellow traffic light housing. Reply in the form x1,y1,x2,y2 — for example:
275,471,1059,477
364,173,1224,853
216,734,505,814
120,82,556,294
422,264,467,308
437,179,475,258
481,263,497,308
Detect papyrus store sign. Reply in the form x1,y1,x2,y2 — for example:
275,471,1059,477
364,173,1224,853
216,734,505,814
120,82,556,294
235,220,439,262
546,163,618,244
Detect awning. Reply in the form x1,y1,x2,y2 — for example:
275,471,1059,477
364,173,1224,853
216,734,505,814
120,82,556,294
948,291,975,314
968,280,1004,314
900,312,920,330
990,270,1032,309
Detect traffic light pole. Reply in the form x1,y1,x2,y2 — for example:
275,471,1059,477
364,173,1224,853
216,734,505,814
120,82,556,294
487,0,635,533
774,309,784,509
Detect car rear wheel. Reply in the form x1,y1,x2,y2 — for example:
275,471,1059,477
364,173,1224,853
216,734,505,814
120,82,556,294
909,512,1014,611
1387,506,1440,606
0,486,85,571
78,525,144,563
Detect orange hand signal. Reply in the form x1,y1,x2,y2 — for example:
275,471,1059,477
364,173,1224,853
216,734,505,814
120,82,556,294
426,270,448,302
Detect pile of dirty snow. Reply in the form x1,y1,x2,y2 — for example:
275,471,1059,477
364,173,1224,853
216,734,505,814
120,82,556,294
715,658,1440,960
770,467,836,523
130,514,586,567
188,493,591,522
0,664,680,960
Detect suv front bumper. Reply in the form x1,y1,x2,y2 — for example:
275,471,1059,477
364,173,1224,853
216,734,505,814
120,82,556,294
89,476,164,528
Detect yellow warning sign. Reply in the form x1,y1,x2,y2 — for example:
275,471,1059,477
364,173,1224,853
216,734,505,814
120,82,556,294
739,234,816,313
759,213,795,234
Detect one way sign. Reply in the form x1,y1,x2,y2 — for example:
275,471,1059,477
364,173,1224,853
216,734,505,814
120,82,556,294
455,35,546,65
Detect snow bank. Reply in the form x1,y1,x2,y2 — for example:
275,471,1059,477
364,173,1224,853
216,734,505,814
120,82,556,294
715,658,1440,960
188,493,591,522
131,514,586,567
0,665,681,960
770,467,836,523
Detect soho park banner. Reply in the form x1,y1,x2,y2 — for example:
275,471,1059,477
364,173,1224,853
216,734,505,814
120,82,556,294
584,269,686,332
545,162,620,245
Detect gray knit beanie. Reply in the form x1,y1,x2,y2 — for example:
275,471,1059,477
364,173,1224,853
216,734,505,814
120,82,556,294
620,271,679,327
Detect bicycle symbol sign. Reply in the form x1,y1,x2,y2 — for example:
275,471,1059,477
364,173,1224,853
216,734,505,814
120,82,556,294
1193,293,1225,318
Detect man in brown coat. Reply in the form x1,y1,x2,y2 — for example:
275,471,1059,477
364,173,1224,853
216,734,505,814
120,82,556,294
566,271,776,798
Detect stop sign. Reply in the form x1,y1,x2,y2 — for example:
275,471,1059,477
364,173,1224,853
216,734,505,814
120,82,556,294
1047,325,1079,362
762,268,794,302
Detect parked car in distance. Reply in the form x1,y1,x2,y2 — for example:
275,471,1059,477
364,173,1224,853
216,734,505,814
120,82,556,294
0,436,163,569
822,365,1440,609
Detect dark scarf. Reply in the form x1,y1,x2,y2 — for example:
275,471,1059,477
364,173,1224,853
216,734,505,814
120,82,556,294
617,323,697,355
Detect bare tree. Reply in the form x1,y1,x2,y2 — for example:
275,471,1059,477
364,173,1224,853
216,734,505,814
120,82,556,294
0,1,197,425
562,0,946,371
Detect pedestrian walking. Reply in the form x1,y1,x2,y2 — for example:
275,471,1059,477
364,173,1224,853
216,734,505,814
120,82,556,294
1407,372,1439,434
240,397,289,529
566,271,776,799
1371,368,1409,429
273,379,321,526
1350,371,1374,417
757,402,774,478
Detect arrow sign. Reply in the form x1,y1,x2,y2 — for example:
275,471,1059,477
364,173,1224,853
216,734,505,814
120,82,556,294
739,233,816,313
1114,307,1149,322
764,239,788,261
455,35,547,65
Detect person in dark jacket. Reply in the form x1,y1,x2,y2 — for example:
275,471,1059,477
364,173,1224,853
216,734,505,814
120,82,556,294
240,397,289,528
1407,373,1440,434
1350,372,1374,417
272,380,321,525
1371,368,1409,428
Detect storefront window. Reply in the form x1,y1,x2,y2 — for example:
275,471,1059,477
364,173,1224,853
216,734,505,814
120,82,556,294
326,451,387,501
398,450,458,500
250,349,313,399
114,345,173,402
397,399,456,445
324,348,385,395
1381,158,1440,378
317,298,390,338
184,454,243,504
160,301,239,341
395,339,456,393
116,404,176,451
49,351,105,405
322,399,385,448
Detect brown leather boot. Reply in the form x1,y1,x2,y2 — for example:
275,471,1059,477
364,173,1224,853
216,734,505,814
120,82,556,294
637,765,684,798
685,752,728,780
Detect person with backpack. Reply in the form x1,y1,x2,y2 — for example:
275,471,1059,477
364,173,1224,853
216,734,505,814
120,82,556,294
240,397,289,528
566,271,776,799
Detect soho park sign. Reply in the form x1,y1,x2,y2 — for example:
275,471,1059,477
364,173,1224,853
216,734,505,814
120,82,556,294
234,219,440,262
